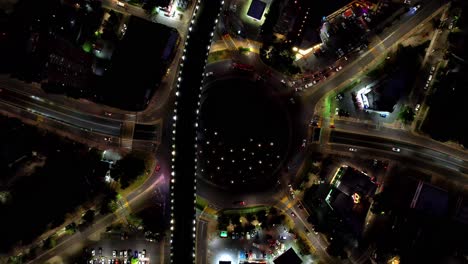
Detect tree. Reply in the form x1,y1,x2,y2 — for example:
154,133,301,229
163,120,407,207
82,209,95,223
217,213,230,230
269,207,278,216
246,213,256,223
371,191,393,215
43,235,57,249
65,222,77,234
398,105,415,124
111,152,146,189
256,210,267,225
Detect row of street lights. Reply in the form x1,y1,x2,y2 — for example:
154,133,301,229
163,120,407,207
169,0,225,263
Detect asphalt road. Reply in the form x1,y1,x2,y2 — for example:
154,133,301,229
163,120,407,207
334,119,468,160
27,156,168,264
195,219,209,264
302,0,447,115
0,87,122,136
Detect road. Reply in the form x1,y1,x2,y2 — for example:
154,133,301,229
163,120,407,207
28,166,168,264
4,0,465,262
195,218,209,264
0,85,122,136
330,130,468,177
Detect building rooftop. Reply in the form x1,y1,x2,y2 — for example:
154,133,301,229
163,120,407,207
247,0,267,20
333,166,377,198
410,181,449,217
273,248,302,264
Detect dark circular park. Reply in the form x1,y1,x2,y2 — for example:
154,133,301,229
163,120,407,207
198,77,292,192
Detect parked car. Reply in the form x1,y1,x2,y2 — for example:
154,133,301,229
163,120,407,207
415,104,421,112
392,147,401,152
349,148,357,152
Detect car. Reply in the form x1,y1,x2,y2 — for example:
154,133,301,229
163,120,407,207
415,104,420,112
392,147,401,152
430,66,435,73
120,250,125,257
380,113,387,118
233,200,246,206
335,108,339,115
428,74,433,81
205,71,213,77
116,1,126,7
335,65,342,71
304,82,314,88
349,147,357,152
336,93,344,100
280,79,286,85
105,112,112,116
291,212,297,217
142,249,146,258
98,247,102,256
124,250,127,257
155,164,161,172
112,250,116,258
290,191,296,199
92,249,96,256
134,251,139,258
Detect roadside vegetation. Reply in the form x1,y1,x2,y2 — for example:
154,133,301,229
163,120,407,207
0,115,149,260
259,0,300,75
421,1,468,147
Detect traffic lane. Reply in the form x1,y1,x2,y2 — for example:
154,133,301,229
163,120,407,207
331,129,468,170
1,89,122,135
0,83,124,128
29,173,166,264
330,132,468,174
283,205,336,264
328,141,468,180
381,0,445,49
303,0,444,108
196,220,208,264
334,119,468,160
0,95,121,136
29,212,119,264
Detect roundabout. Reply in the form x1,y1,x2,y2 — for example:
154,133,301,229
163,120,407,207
198,75,292,191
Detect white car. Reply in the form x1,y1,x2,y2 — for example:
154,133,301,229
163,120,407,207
304,82,314,88
335,108,339,115
415,104,421,112
335,66,342,71
112,250,116,258
392,147,401,152
349,148,357,152
205,72,213,77
430,66,435,73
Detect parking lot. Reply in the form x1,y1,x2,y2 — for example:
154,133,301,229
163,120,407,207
210,224,298,263
86,231,160,264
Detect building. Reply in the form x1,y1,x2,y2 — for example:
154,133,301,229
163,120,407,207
326,165,377,234
41,36,93,91
273,248,302,264
410,181,449,217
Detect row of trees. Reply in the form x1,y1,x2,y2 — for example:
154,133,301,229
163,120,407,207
217,207,286,232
